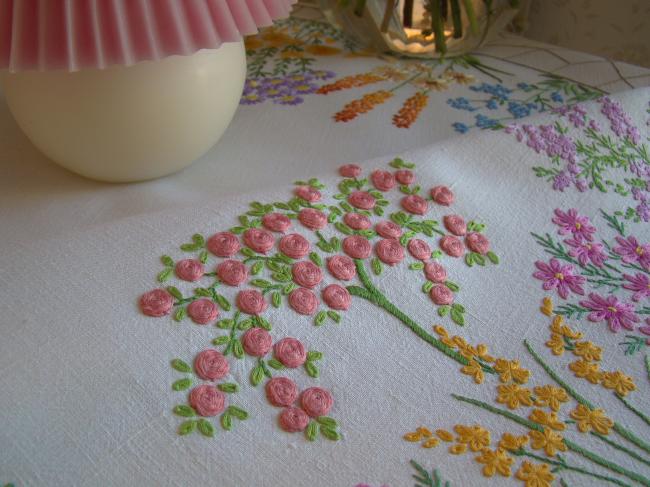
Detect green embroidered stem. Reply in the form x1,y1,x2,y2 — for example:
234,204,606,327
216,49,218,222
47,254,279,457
524,340,650,456
646,355,650,383
592,432,650,469
615,393,650,428
452,394,650,486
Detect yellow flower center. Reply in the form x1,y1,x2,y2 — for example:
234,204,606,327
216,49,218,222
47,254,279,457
636,246,644,255
554,273,564,280
607,306,617,313
575,222,581,230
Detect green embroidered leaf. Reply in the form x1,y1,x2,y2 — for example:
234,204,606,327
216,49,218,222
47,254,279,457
444,281,460,292
309,252,323,267
422,281,434,293
178,420,197,435
334,222,353,235
230,226,246,235
368,190,382,199
267,358,285,370
373,206,384,216
316,241,333,253
212,336,230,346
172,378,192,391
375,199,389,207
437,305,450,317
330,237,341,251
305,361,319,378
197,418,215,437
314,311,327,326
389,157,403,168
329,205,342,216
282,283,297,295
486,251,499,264
452,303,466,313
232,339,244,358
271,271,292,282
316,416,338,428
161,255,174,267
220,412,232,431
240,247,255,257
399,184,411,194
327,311,341,323
199,250,209,264
274,202,291,210
192,234,205,246
215,294,231,311
238,215,250,227
228,406,249,420
180,243,200,252
173,307,186,322
358,229,376,238
157,268,173,283
194,287,212,297
173,405,196,417
171,359,191,373
218,383,240,393
431,250,443,259
250,279,271,288
307,351,323,361
370,257,383,276
255,316,272,330
237,319,253,331
216,318,234,329
166,286,183,300
464,253,474,267
327,213,337,223
474,253,486,266
409,262,424,270
306,421,319,441
320,426,341,441
251,261,264,275
450,308,465,326
251,365,265,386
271,291,282,308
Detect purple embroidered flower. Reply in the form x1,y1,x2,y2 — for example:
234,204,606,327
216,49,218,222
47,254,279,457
552,208,596,241
574,178,589,192
622,273,650,301
600,96,640,144
588,119,601,132
636,202,650,222
533,259,585,299
517,124,578,164
565,237,607,267
311,69,336,80
241,92,266,105
566,105,587,128
579,293,640,332
274,94,304,105
613,235,650,269
552,171,573,191
640,318,650,337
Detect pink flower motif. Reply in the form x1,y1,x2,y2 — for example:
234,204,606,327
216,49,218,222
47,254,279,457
424,262,447,283
139,289,174,317
322,284,352,310
344,212,372,230
279,233,310,259
371,170,396,191
640,319,650,337
295,185,321,202
174,259,204,282
533,259,585,299
375,221,402,238
236,290,267,315
187,298,219,324
401,195,428,215
339,164,361,178
443,215,466,236
292,261,323,288
552,208,596,241
465,232,490,255
216,259,248,286
279,407,310,432
241,327,273,357
207,231,240,257
623,273,650,302
265,377,298,407
348,191,376,210
288,287,319,315
243,228,275,254
613,236,650,269
395,169,414,185
298,208,328,230
301,387,334,417
430,285,454,305
189,385,226,417
327,255,357,280
579,293,640,332
439,235,464,257
431,186,454,206
194,349,230,380
262,212,291,233
565,237,607,267
274,337,307,368
343,235,372,259
375,238,404,265
407,239,431,261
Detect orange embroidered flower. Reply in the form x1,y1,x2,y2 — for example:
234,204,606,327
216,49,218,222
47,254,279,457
316,73,385,94
570,404,614,435
414,77,449,91
545,333,565,356
540,297,554,316
393,92,429,129
436,429,454,442
433,325,456,348
475,448,513,477
279,50,304,59
533,385,568,412
569,359,602,384
444,71,476,85
452,335,468,349
404,431,422,442
244,36,264,50
550,315,564,333
475,343,496,362
573,341,602,362
449,443,467,454
494,358,530,384
550,315,582,339
601,371,636,396
516,461,555,487
261,31,302,47
305,45,341,56
421,437,439,448
529,409,565,431
529,427,567,456
333,91,393,122
498,432,529,451
496,384,533,409
454,424,491,451
372,65,410,82
461,359,485,384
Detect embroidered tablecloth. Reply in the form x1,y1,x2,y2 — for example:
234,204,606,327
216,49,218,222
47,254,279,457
1,7,649,487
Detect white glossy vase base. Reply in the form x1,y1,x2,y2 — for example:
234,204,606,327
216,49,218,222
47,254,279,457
1,42,246,182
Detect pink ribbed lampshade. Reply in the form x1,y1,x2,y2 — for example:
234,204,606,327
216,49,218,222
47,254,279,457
0,0,296,72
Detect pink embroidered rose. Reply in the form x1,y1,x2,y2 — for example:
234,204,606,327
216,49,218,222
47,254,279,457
187,298,219,324
216,259,248,286
265,377,298,407
194,349,230,380
375,238,404,265
339,164,361,178
327,255,357,281
292,261,323,288
344,212,371,230
139,289,174,317
443,215,466,236
279,233,310,259
401,195,428,215
301,387,333,417
395,169,415,185
407,239,431,261
241,327,273,357
430,284,454,305
371,170,396,191
189,385,226,417
279,406,310,432
439,235,464,257
236,290,267,315
348,191,376,210
343,235,372,259
295,185,321,202
262,212,291,233
375,221,402,238
465,232,490,255
274,337,307,368
431,185,454,206
174,259,205,282
243,228,275,254
207,231,240,257
298,208,328,230
322,284,352,310
288,287,319,315
424,262,447,283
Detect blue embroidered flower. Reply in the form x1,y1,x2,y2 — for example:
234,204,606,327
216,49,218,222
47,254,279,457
470,83,512,100
486,99,498,110
507,101,532,119
517,82,531,90
551,91,564,103
452,122,469,134
475,114,499,129
447,97,477,111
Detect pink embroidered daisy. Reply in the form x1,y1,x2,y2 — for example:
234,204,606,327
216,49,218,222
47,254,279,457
565,237,607,267
579,293,640,332
622,273,650,302
552,208,596,241
533,259,585,299
613,236,650,269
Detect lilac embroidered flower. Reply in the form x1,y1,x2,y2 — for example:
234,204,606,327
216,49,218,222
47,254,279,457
579,293,640,332
533,259,585,299
622,273,650,301
552,171,573,191
600,96,640,144
518,124,578,163
613,235,650,269
574,178,589,192
565,237,607,267
552,208,596,241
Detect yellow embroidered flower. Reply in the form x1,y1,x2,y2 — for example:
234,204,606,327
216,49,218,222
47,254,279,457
475,343,496,363
534,385,569,412
436,429,454,442
540,297,554,316
550,315,564,334
422,437,439,448
458,342,477,360
454,424,491,451
461,359,485,384
573,341,602,362
516,461,555,487
404,431,422,442
433,325,456,348
560,324,582,340
452,335,468,349
494,358,530,384
550,315,582,339
570,404,614,435
475,448,513,477
545,333,565,356
496,384,533,409
529,427,567,457
529,409,565,431
498,432,529,451
371,65,409,81
414,77,450,91
568,359,602,384
449,443,467,454
601,371,636,396
305,45,341,56
444,71,476,85
244,36,264,50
